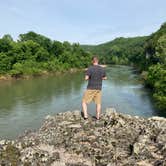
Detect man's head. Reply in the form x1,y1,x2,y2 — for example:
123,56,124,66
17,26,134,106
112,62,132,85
92,56,99,65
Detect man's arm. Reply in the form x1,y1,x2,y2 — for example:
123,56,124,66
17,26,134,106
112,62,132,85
102,76,107,80
85,75,89,80
102,68,107,80
85,67,91,80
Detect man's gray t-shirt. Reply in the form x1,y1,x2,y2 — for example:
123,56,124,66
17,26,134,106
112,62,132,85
86,65,106,90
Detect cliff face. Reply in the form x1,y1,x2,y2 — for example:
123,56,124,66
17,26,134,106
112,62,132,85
0,108,166,166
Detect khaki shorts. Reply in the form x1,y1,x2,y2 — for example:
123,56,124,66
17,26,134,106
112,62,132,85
82,89,102,104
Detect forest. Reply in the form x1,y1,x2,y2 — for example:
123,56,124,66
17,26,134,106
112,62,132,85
82,23,166,111
0,32,92,77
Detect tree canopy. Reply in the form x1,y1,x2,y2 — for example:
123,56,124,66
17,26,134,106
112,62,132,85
0,31,92,76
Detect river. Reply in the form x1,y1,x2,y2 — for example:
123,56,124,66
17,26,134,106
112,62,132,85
0,65,164,139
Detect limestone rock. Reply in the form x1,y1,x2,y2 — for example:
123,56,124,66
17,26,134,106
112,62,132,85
0,108,166,165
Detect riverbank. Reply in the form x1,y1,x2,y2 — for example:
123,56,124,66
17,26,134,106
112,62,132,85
0,64,108,81
0,108,166,165
0,68,83,81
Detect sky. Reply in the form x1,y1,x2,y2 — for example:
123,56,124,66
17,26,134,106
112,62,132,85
0,0,166,44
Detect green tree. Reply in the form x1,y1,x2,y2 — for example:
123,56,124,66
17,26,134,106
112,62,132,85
19,40,41,60
0,37,13,53
19,31,52,52
0,31,91,77
0,53,12,72
35,47,49,62
2,34,13,42
147,64,166,110
155,35,166,64
51,41,64,56
63,41,71,52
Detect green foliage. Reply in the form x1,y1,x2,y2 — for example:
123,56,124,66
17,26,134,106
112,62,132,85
41,59,62,71
0,32,91,77
19,31,52,52
51,41,64,56
2,34,13,42
147,64,166,110
81,36,148,66
35,47,49,62
0,37,13,52
155,35,166,64
10,61,42,76
144,23,166,111
0,52,12,72
145,22,166,58
10,62,24,76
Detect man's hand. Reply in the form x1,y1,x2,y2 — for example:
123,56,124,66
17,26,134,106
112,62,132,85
102,76,107,80
85,75,89,81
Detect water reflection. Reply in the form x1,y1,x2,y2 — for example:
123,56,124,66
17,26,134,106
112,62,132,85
0,72,84,139
0,72,84,115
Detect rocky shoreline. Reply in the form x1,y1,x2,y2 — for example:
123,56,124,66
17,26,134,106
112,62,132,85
0,108,166,166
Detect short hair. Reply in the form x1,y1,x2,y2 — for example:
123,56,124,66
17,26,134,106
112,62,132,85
92,56,99,63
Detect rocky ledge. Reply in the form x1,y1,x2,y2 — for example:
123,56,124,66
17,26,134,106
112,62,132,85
0,108,166,166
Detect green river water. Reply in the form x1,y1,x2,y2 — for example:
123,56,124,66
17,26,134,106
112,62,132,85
0,65,165,139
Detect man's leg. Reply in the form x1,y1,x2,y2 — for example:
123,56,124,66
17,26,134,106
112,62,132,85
82,101,88,118
82,90,92,119
96,103,101,119
95,90,102,120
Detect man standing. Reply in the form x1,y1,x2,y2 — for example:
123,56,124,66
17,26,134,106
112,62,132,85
82,56,107,120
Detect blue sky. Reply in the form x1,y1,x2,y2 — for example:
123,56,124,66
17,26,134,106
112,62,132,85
0,0,166,44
